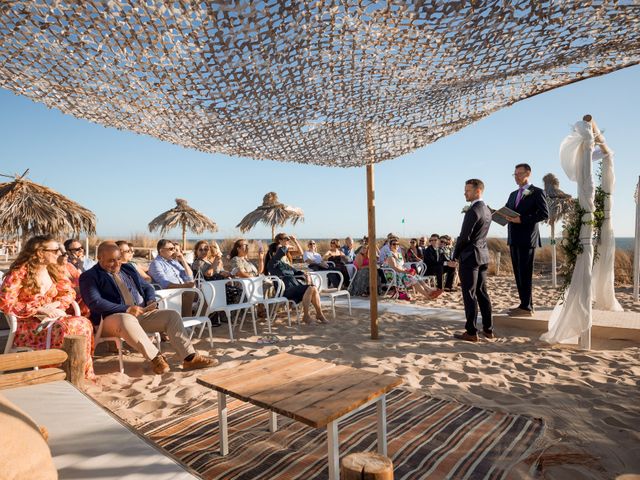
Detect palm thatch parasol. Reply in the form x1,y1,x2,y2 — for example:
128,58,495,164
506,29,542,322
148,198,218,250
236,192,304,241
0,169,96,243
543,173,574,287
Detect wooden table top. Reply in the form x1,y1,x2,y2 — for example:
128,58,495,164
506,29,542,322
197,353,402,429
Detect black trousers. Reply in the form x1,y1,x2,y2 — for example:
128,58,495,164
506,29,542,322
442,265,456,289
426,265,443,289
459,262,492,335
510,246,535,311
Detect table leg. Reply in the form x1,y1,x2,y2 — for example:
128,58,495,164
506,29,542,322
327,420,339,480
217,391,229,456
376,395,387,456
269,411,278,432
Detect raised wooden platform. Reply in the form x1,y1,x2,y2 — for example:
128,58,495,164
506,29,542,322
494,308,640,343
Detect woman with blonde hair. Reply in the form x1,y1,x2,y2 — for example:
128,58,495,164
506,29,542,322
0,235,95,379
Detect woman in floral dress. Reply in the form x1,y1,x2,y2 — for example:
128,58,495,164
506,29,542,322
0,235,95,379
385,239,443,301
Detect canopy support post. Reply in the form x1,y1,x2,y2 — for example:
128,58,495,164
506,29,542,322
634,175,640,303
182,223,187,251
366,163,378,340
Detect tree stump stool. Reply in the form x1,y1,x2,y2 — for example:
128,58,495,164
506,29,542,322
341,451,394,480
61,335,86,389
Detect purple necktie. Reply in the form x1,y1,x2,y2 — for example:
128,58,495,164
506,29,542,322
515,187,525,207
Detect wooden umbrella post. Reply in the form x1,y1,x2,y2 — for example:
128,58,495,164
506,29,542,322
634,176,640,303
366,163,378,340
182,223,187,251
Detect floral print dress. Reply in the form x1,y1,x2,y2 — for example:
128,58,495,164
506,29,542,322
0,266,95,379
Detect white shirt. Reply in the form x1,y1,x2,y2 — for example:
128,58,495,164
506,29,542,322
303,251,322,264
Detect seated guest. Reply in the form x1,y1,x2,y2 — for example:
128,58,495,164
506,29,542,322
192,240,230,281
64,238,96,273
385,239,442,300
440,235,456,291
57,245,90,317
115,241,152,282
79,242,217,374
349,242,383,297
229,239,264,277
303,240,332,271
323,238,351,287
405,238,422,263
267,233,327,324
0,235,95,379
377,232,398,266
423,233,444,288
340,237,356,263
149,239,194,288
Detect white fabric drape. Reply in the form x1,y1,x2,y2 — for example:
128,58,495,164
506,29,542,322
591,142,623,311
542,121,594,344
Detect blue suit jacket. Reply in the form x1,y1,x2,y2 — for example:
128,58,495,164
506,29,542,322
506,185,549,248
79,263,156,326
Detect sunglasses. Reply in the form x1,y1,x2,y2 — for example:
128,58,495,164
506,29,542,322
198,246,209,251
68,247,83,252
390,242,399,246
162,246,176,251
308,243,315,246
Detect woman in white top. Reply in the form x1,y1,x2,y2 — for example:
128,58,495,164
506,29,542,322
303,240,331,270
229,239,263,277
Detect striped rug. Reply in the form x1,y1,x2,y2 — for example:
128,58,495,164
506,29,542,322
140,390,544,479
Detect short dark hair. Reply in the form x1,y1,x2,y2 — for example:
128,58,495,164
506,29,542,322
430,233,439,239
64,238,80,250
115,240,128,248
465,178,485,191
515,163,531,172
157,239,173,251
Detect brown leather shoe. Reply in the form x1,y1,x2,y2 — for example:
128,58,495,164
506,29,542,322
453,332,479,342
183,354,219,371
508,307,533,317
151,354,170,375
483,330,496,339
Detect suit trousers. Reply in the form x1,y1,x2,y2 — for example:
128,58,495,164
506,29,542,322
101,309,196,361
510,246,535,311
442,265,456,289
459,262,492,335
426,265,443,289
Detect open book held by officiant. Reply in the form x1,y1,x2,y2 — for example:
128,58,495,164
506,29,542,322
491,206,519,226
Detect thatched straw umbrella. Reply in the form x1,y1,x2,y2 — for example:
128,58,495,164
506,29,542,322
236,192,304,241
148,198,218,250
0,170,96,244
543,173,574,287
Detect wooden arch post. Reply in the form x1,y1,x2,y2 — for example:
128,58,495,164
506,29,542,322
366,163,378,339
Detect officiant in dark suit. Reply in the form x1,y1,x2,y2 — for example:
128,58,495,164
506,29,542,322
448,179,493,342
504,163,549,316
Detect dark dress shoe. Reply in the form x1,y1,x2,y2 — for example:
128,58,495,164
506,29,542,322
453,332,478,342
483,330,496,339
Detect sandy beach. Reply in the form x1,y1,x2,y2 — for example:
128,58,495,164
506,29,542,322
83,274,640,480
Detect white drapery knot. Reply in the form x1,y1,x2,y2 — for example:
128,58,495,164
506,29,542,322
581,212,593,222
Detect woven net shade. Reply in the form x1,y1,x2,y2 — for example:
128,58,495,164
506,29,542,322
0,2,638,167
148,198,218,250
237,192,304,240
0,174,96,242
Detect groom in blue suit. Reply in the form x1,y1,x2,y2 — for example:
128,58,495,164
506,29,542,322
504,163,549,316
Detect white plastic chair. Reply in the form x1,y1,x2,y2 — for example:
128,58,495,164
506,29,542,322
234,276,291,333
154,287,213,348
345,264,357,282
309,271,352,318
2,301,81,355
201,279,256,342
380,267,405,298
407,261,437,287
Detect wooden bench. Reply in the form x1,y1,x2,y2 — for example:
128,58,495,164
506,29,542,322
197,352,402,480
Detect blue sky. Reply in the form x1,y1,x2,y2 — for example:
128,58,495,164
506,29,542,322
1,65,639,241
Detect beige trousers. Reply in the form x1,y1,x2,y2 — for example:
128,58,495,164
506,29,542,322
101,309,195,361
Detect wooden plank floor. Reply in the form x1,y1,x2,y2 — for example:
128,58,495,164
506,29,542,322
197,353,402,428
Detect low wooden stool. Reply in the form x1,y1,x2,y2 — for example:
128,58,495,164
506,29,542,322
341,452,393,480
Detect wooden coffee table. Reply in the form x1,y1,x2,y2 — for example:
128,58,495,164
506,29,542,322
197,353,402,480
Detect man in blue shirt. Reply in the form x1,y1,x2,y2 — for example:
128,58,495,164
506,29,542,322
340,237,355,264
148,239,195,317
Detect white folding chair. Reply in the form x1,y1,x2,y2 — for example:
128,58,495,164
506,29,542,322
201,279,256,342
345,264,357,282
154,287,213,348
234,276,291,334
309,271,352,318
407,261,437,287
380,267,405,298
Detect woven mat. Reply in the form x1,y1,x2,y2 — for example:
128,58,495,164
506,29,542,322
141,389,544,480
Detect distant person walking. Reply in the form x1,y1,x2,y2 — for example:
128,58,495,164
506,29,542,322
503,163,549,316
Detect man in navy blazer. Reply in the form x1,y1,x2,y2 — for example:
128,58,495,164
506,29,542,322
504,163,549,316
80,241,217,374
449,179,494,342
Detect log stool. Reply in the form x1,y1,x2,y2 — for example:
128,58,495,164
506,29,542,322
341,452,394,480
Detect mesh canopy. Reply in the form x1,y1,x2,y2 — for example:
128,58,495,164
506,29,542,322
0,1,638,167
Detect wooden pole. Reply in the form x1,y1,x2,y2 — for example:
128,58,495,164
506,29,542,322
271,224,275,242
182,223,187,251
634,176,640,303
366,164,378,339
61,335,86,388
